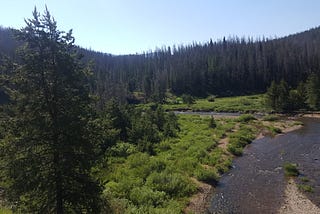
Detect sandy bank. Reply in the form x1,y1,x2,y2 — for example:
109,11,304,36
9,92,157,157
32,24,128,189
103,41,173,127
279,179,320,214
302,113,320,118
184,178,214,214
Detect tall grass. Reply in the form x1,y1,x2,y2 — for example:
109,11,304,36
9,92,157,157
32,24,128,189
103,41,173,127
100,112,288,213
164,94,269,112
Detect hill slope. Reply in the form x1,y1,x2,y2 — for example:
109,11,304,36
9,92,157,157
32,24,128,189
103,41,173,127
1,26,320,104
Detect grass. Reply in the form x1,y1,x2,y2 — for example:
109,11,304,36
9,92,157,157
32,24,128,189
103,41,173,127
284,162,299,177
262,115,279,121
227,125,256,156
0,208,12,214
293,121,304,126
268,126,282,135
163,94,269,113
236,114,256,122
98,112,280,213
100,114,249,213
297,176,314,193
298,184,314,193
300,177,310,183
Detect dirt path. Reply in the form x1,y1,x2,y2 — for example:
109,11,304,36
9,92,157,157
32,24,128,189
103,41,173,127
279,179,320,214
218,137,228,149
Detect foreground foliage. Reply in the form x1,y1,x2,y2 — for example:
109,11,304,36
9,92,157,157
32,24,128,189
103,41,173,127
98,113,279,213
0,8,105,213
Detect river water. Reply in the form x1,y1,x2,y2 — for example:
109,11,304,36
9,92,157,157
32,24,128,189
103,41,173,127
208,117,320,214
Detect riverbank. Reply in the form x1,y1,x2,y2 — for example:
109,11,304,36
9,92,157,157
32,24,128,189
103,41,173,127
208,116,320,213
100,112,304,213
279,179,320,214
185,114,304,213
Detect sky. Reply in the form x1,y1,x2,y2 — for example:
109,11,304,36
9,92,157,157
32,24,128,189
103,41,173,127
1,0,320,55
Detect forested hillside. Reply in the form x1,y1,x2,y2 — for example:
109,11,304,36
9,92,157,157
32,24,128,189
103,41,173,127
1,26,320,104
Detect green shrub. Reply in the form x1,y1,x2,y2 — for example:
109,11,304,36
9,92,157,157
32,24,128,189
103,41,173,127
216,158,232,173
127,153,150,169
293,121,303,126
300,177,310,182
227,144,243,156
155,140,171,152
284,162,299,177
181,94,195,105
149,158,167,173
236,114,256,122
209,116,217,128
207,95,216,102
298,184,314,193
262,115,279,121
126,200,183,214
174,157,199,175
229,136,250,147
240,98,251,106
146,172,196,197
269,126,282,134
194,167,219,184
129,186,167,206
109,142,137,157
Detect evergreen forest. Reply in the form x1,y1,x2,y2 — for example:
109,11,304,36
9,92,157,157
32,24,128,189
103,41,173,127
1,7,320,214
1,23,320,105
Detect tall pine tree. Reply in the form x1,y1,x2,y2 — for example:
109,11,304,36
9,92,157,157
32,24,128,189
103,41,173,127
305,73,320,110
0,8,105,213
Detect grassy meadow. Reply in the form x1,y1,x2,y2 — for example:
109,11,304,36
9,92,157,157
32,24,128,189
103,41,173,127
98,111,297,213
163,94,270,113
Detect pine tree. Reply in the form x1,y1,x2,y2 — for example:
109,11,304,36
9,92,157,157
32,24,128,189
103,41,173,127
265,80,278,110
277,80,290,111
0,8,104,213
266,80,290,111
296,81,307,108
305,73,320,110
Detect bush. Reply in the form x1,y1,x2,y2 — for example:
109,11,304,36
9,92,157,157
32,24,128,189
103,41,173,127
146,172,196,197
149,158,167,173
181,94,195,105
262,115,279,121
269,126,282,134
207,95,216,102
109,142,137,157
227,144,243,156
194,167,219,184
284,162,299,177
129,186,167,206
209,116,217,128
174,157,199,176
236,114,256,122
298,184,314,193
300,177,309,183
216,158,232,174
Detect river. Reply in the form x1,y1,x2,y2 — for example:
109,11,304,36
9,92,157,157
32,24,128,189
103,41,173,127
208,117,320,213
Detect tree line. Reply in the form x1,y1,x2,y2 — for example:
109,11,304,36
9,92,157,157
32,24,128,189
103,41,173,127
266,73,320,112
1,24,320,104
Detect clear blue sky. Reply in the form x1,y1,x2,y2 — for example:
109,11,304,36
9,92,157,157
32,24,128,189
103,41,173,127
1,0,320,55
